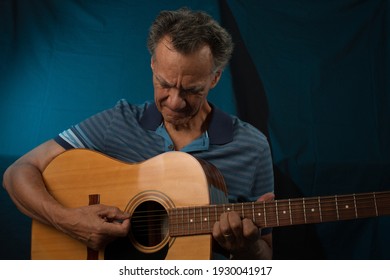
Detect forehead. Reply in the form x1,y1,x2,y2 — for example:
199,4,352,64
153,37,214,81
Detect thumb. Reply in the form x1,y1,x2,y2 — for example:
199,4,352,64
98,205,131,221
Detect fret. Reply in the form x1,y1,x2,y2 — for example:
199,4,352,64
354,193,376,218
264,201,278,228
168,191,390,237
191,207,196,232
172,208,180,234
320,196,338,222
168,208,175,236
168,208,173,235
373,192,379,216
207,206,210,230
195,206,198,231
308,197,322,223
337,194,358,220
252,202,256,223
288,198,305,225
226,204,230,212
276,199,291,226
254,202,264,227
200,207,203,231
353,194,358,219
177,208,184,233
214,204,218,224
318,197,323,222
185,207,189,235
180,207,184,235
187,207,192,233
175,208,181,236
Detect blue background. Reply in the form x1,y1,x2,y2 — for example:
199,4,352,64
1,0,389,259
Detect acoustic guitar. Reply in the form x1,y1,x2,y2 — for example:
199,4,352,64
31,149,390,259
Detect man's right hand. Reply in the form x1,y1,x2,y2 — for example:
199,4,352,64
58,204,131,250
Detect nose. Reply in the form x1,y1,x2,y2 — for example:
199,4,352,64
166,89,186,111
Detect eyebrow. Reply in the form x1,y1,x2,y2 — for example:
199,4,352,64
155,74,174,87
154,74,205,92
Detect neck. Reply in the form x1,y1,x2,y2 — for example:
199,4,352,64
164,103,212,150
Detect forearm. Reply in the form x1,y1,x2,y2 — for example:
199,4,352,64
3,160,131,250
3,141,130,251
3,161,67,227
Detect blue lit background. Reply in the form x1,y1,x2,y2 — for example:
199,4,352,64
1,0,389,259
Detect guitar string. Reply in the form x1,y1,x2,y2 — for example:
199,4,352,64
126,200,388,235
129,196,390,217
126,196,390,234
128,194,390,219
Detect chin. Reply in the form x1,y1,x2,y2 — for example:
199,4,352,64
165,118,187,126
164,115,191,127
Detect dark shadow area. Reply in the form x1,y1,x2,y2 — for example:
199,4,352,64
0,156,31,259
272,166,326,259
219,0,325,259
219,0,269,137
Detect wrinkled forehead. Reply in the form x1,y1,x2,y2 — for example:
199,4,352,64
153,37,214,72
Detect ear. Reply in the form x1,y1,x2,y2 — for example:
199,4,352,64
210,70,222,89
150,56,155,71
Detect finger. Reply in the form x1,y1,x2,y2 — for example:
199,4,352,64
218,212,234,237
101,217,130,237
257,192,275,202
96,205,131,221
241,218,260,241
212,217,233,242
212,221,223,241
226,212,243,239
90,205,130,237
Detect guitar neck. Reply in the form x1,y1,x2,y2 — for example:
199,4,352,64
168,191,390,237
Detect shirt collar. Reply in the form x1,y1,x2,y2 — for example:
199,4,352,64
139,102,233,145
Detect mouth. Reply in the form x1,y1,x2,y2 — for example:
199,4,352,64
162,104,190,117
164,111,187,122
161,107,194,126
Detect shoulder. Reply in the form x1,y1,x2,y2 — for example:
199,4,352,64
105,99,157,125
81,99,150,127
231,116,269,150
113,99,150,115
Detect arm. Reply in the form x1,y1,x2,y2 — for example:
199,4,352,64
2,140,130,250
212,192,274,259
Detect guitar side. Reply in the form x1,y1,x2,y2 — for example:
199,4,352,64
31,149,213,260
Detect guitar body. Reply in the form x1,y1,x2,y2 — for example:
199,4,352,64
32,149,217,260
31,149,390,259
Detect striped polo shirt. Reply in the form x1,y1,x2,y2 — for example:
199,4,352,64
55,99,274,246
55,99,274,201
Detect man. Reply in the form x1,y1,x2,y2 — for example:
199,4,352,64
3,8,274,259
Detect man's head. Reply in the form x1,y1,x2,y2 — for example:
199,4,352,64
148,8,233,129
147,8,233,73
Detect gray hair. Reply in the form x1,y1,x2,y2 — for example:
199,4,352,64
147,8,234,71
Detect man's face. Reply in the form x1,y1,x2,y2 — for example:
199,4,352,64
151,37,221,128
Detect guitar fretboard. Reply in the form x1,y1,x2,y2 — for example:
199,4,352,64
168,191,390,237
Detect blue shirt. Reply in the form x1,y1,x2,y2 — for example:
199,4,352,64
55,99,274,257
56,99,274,200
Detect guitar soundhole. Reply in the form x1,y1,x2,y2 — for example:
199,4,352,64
105,191,173,259
130,200,168,247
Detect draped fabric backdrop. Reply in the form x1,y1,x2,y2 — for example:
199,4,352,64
1,0,389,259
